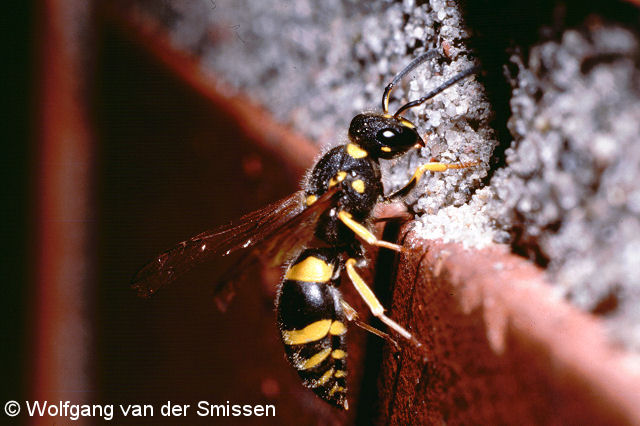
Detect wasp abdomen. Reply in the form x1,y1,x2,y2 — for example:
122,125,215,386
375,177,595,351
276,251,348,409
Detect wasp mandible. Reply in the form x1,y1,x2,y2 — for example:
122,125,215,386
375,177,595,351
132,51,479,409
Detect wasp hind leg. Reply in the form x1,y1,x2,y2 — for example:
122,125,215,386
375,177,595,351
341,300,400,351
344,258,422,348
335,212,420,347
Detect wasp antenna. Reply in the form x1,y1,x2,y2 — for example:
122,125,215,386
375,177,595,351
382,50,439,114
393,64,480,118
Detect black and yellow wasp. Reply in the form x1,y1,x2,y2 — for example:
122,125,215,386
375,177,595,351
132,51,479,410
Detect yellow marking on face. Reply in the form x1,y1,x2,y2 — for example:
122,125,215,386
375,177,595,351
329,383,345,397
301,347,332,370
351,179,365,194
328,171,347,188
334,370,346,378
314,368,334,387
282,319,332,345
285,256,333,283
346,143,368,159
329,321,347,336
381,146,392,152
331,349,346,359
306,194,317,206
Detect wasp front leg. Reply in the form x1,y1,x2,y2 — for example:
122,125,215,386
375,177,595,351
386,160,480,200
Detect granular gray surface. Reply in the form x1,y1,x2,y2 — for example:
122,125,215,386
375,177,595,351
487,23,640,350
122,1,640,350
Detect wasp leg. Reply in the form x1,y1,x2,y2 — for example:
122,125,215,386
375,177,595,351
340,300,400,351
337,211,403,252
344,258,421,348
386,160,480,200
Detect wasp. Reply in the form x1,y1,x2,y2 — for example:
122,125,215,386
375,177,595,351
132,51,479,410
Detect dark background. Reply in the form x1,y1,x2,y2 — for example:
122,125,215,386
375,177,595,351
2,0,32,408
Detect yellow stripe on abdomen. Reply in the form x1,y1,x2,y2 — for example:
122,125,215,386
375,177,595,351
329,321,347,336
282,319,332,345
300,347,332,370
312,368,334,387
329,383,345,396
331,349,346,359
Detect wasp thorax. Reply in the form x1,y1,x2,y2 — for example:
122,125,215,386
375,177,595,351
348,113,424,160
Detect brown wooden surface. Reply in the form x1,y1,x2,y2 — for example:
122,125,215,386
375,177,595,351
375,232,640,425
31,1,97,421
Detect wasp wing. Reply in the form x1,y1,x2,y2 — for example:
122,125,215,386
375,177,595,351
132,191,305,298
131,188,339,308
211,187,340,311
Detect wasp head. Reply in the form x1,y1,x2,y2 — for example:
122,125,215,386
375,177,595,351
348,113,424,160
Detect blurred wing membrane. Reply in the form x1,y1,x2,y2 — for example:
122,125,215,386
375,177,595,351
131,188,339,309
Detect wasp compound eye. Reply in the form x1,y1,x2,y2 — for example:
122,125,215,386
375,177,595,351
374,125,421,159
376,127,418,147
377,128,398,142
348,114,421,159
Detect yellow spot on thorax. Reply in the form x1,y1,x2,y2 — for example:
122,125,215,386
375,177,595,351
381,146,392,153
301,347,331,370
351,179,365,193
346,143,368,159
306,194,317,206
285,256,333,282
329,321,347,335
328,171,347,188
282,319,331,345
331,349,346,359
